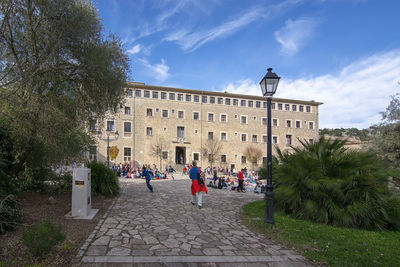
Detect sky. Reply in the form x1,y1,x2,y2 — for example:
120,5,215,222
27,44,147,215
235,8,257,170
92,0,400,129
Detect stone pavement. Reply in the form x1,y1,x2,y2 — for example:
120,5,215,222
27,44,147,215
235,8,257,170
75,173,313,266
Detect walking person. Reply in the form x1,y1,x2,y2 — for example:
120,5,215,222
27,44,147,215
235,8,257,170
169,165,175,180
141,166,154,193
189,161,208,209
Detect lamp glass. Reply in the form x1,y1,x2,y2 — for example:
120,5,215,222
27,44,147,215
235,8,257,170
259,68,280,97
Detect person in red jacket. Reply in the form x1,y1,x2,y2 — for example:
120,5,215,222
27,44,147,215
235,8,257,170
189,161,208,208
237,169,245,192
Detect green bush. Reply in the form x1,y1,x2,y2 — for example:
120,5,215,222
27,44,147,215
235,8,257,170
0,119,20,196
59,173,73,192
88,161,119,195
272,136,400,231
0,194,22,234
22,218,65,258
258,156,279,180
43,171,73,193
0,121,22,234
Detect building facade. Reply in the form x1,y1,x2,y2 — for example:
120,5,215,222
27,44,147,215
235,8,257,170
91,82,322,171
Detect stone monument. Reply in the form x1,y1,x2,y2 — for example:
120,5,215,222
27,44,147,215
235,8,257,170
69,167,98,219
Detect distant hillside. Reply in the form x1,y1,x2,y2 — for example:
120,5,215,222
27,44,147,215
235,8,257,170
319,127,372,141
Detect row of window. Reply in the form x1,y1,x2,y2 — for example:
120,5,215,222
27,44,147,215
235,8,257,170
90,140,314,164
143,108,314,129
97,118,314,136
89,146,133,162
126,89,312,112
188,152,268,164
100,121,132,132
145,126,313,145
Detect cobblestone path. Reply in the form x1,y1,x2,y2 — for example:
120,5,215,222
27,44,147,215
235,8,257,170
76,174,312,266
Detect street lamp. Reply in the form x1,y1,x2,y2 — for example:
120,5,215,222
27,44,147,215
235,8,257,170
259,67,280,224
97,130,119,167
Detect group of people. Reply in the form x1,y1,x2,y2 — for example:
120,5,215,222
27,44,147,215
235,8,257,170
112,163,175,180
205,166,237,176
138,161,207,209
112,162,144,178
114,161,261,210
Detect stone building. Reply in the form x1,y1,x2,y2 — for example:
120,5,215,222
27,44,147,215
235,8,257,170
90,82,322,171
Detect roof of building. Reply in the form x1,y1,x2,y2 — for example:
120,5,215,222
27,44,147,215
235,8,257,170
125,82,323,106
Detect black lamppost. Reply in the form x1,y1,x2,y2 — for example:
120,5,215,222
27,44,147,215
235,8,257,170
259,67,280,224
97,130,119,167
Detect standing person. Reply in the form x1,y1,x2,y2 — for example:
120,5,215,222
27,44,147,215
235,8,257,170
141,166,154,193
237,169,245,192
213,167,218,185
189,161,208,209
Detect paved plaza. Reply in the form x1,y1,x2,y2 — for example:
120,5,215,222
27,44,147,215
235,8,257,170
75,173,312,266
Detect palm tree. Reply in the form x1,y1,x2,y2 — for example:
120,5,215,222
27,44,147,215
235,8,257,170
273,136,400,231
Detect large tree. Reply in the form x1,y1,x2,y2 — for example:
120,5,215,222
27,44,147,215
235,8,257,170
0,0,129,181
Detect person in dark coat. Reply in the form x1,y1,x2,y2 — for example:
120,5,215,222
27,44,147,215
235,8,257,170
141,166,154,193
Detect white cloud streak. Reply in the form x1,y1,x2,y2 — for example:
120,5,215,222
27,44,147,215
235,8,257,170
274,17,319,55
156,0,188,25
127,44,142,55
164,8,260,52
164,0,304,52
220,50,400,129
139,58,171,82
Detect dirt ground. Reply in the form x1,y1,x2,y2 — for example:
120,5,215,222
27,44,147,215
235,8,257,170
0,191,115,266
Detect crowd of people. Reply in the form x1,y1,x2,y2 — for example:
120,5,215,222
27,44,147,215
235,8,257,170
111,161,264,209
112,162,262,192
207,167,264,194
111,163,175,180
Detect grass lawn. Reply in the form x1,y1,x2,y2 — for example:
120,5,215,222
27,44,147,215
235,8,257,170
241,200,400,267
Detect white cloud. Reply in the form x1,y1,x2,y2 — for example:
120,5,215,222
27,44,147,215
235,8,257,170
164,0,303,52
220,50,400,129
127,44,142,55
156,0,187,25
139,58,170,82
224,79,259,95
164,8,260,52
274,17,319,55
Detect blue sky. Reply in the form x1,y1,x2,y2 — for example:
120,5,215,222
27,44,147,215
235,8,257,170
93,0,400,129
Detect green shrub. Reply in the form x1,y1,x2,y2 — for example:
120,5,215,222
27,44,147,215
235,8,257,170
22,218,65,258
44,171,73,193
61,239,74,251
21,163,52,191
0,119,20,197
59,173,73,192
0,194,22,234
272,136,400,231
88,161,119,195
